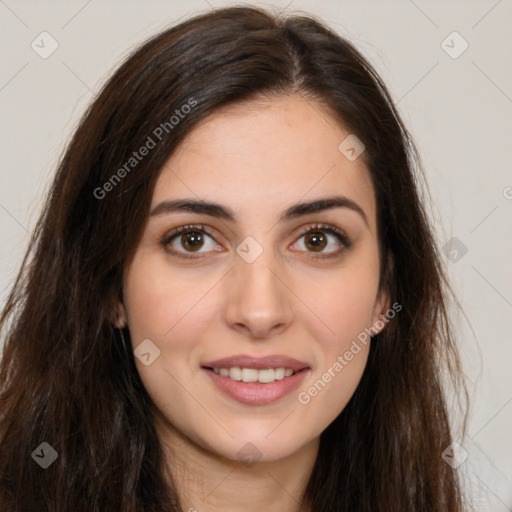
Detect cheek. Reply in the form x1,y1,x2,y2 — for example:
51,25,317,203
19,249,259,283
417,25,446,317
298,252,381,347
124,254,215,347
292,250,379,418
311,282,377,341
294,278,373,433
123,256,219,437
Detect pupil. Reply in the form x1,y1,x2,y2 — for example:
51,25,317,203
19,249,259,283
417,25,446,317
182,232,203,251
306,232,326,252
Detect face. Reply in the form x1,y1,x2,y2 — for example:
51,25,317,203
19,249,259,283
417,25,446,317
117,94,389,464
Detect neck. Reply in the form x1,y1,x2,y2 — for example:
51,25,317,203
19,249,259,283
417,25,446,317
155,415,319,512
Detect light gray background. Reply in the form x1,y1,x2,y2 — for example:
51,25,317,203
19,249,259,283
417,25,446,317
1,1,511,509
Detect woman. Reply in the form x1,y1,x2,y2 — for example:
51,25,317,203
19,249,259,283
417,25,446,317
0,6,467,511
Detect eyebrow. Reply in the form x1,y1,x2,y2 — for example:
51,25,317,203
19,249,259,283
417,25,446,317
149,196,368,226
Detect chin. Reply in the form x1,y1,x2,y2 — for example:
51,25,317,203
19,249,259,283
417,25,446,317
194,424,318,465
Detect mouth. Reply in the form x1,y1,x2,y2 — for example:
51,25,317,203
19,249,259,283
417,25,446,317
201,355,310,405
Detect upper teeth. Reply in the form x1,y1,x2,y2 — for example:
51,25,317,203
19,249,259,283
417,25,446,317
213,367,294,383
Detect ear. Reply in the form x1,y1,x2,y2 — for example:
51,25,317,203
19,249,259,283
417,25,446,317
106,287,128,329
112,299,128,329
370,288,391,336
370,250,394,335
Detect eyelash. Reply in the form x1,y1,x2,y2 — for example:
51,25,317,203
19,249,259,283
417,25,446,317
160,223,351,261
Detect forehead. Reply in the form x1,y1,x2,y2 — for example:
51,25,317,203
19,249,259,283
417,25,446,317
153,94,376,229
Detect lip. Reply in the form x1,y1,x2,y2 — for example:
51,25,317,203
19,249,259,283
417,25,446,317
202,354,310,405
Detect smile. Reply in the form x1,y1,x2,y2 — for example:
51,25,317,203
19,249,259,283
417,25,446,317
201,354,310,405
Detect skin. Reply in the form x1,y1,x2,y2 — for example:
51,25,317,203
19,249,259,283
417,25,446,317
116,93,389,511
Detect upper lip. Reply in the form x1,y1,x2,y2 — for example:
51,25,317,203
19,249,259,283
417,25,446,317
202,354,310,371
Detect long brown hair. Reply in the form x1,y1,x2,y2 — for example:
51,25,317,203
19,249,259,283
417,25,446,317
0,6,467,511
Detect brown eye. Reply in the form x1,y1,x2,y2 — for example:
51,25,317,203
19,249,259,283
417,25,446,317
304,231,327,252
180,231,204,252
293,224,350,258
161,225,220,259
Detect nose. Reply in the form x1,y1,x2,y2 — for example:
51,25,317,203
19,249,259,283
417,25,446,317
223,253,294,340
